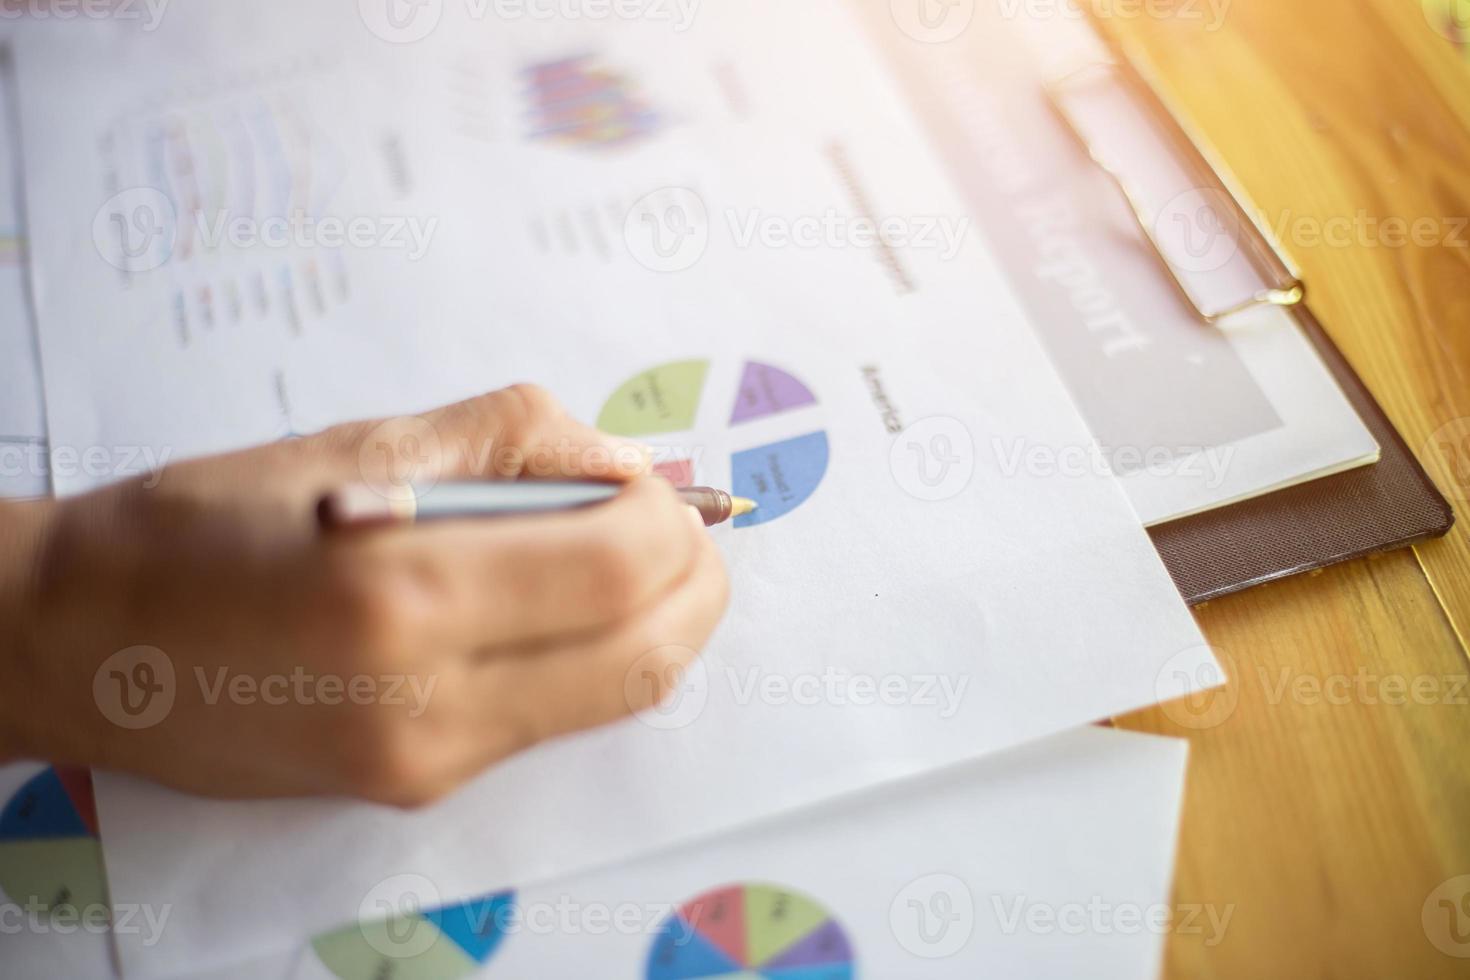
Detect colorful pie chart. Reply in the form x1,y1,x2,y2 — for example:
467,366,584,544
0,767,108,916
647,883,855,979
598,359,829,527
311,891,515,980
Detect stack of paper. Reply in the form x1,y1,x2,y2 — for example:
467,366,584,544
0,730,1193,980
0,3,1271,978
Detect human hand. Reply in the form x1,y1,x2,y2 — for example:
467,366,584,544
1,385,729,805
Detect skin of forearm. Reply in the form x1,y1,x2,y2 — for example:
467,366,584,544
0,499,57,763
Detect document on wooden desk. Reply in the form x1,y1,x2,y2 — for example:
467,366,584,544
15,3,1218,976
219,728,1195,980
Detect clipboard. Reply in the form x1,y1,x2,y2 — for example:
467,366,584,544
1046,29,1455,604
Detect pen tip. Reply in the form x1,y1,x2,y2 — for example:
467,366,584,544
730,496,759,518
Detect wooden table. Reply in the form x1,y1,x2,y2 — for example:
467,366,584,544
1100,2,1470,976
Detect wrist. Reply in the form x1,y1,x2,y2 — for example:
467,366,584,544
0,498,59,761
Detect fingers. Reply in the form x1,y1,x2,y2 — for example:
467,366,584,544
363,476,706,649
462,525,729,767
333,517,728,807
363,383,650,485
292,383,731,806
435,384,651,481
167,384,648,518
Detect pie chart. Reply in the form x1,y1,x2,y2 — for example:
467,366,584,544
598,360,829,528
0,767,108,915
646,882,855,979
311,891,515,980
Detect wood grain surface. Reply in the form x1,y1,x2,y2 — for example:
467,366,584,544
1098,1,1470,975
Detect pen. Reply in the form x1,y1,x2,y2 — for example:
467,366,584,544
318,481,759,529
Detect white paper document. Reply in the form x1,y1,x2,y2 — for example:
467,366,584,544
0,731,1190,980
0,44,46,500
204,728,1188,980
17,3,1219,976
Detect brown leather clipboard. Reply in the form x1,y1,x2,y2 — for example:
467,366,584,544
1057,28,1455,604
1148,301,1454,604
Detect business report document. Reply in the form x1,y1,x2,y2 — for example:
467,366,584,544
241,728,1192,980
857,1,1379,525
0,729,1192,980
0,47,45,500
16,2,1220,975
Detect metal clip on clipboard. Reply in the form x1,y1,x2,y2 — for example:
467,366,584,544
1046,55,1305,324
